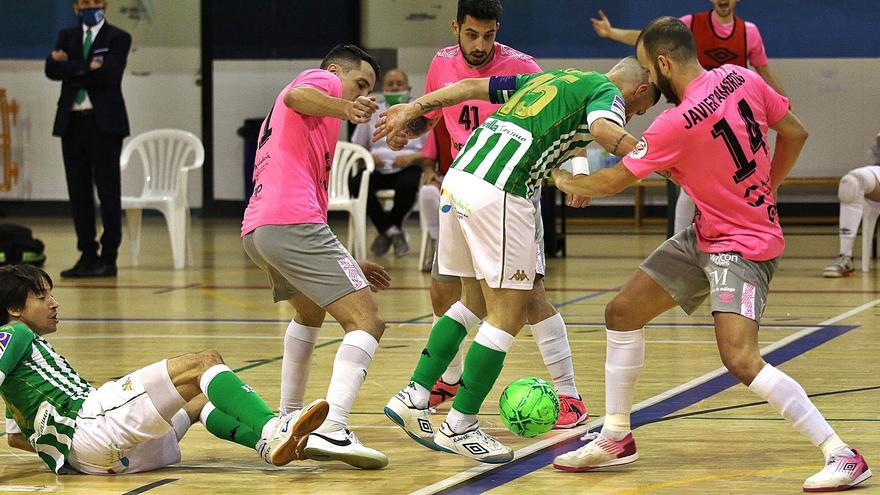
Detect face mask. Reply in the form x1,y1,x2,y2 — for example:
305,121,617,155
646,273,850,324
383,91,410,106
79,7,105,27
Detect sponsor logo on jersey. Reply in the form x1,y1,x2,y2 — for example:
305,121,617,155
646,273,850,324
508,270,530,282
0,331,11,353
611,95,626,120
629,138,648,159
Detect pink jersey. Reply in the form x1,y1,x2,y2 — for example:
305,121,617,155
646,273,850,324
623,65,790,260
680,14,769,67
242,69,342,236
425,42,541,158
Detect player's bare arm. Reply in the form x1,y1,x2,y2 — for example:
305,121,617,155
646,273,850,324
590,118,640,157
373,77,491,146
552,162,639,199
6,432,35,453
283,86,378,124
767,111,809,196
591,10,640,46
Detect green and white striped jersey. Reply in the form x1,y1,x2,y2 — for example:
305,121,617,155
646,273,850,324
1,322,94,473
452,69,627,198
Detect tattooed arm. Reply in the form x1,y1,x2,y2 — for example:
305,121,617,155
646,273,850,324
373,77,492,149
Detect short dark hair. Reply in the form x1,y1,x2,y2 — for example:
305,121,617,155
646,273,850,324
320,44,381,80
457,0,503,25
0,265,53,325
636,16,698,64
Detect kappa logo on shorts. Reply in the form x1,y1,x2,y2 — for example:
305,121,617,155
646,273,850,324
121,378,133,391
337,257,368,290
508,270,530,282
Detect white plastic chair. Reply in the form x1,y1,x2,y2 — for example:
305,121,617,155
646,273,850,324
120,129,204,270
861,200,880,272
328,142,374,259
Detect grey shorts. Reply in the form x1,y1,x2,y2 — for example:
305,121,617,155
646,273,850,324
431,188,546,282
640,226,779,322
242,224,368,307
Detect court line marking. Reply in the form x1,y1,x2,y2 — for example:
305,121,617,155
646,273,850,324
411,299,880,495
121,478,179,495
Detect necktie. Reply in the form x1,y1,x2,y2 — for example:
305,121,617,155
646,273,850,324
74,29,93,105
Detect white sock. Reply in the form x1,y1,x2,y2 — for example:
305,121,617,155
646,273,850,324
748,364,836,448
473,322,515,353
440,308,476,385
445,408,478,434
600,328,645,440
838,201,861,256
280,321,321,414
531,312,578,397
674,190,696,234
318,330,379,433
406,381,432,410
819,434,854,460
419,185,441,240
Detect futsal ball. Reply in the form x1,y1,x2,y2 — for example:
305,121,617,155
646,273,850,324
498,377,560,438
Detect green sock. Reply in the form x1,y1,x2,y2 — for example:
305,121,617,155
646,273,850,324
411,314,469,389
203,404,260,449
203,366,275,433
451,341,506,415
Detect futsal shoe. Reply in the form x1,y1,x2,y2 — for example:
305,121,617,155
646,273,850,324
429,378,459,408
433,421,514,464
553,432,638,472
303,427,389,469
803,449,871,492
257,399,329,466
823,255,855,278
384,384,441,451
554,395,589,429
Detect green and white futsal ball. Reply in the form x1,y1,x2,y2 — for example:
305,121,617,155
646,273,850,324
498,377,560,438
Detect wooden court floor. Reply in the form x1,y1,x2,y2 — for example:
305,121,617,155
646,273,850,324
0,216,878,495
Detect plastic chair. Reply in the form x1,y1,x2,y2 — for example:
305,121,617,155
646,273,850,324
120,129,204,270
861,200,880,272
328,142,374,259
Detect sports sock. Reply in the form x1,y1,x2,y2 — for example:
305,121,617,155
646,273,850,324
411,302,480,395
440,314,468,385
838,201,862,257
280,321,320,414
170,409,192,441
531,312,578,397
318,330,379,433
450,322,513,416
601,328,645,441
819,434,854,460
445,408,478,434
748,364,836,449
200,402,260,449
200,364,275,435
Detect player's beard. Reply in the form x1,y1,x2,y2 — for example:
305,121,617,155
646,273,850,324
459,38,494,67
654,65,680,106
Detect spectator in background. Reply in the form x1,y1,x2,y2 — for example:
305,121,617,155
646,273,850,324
591,0,789,234
823,129,880,277
45,0,131,278
350,68,427,257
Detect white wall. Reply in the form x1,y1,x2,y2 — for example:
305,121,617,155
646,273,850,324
4,52,877,205
0,47,202,206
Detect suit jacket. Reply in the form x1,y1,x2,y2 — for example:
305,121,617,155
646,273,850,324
45,22,132,138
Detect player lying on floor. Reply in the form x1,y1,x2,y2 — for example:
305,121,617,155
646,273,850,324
1,264,328,474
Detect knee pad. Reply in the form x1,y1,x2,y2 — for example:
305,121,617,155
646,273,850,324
838,174,863,203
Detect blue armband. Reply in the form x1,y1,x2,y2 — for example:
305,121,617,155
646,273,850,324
489,76,518,104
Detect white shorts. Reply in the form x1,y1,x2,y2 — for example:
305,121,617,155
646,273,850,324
68,361,182,475
438,169,538,290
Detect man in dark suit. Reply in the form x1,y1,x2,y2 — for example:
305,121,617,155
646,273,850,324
45,0,131,278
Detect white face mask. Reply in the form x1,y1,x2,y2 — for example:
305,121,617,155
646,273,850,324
383,91,411,106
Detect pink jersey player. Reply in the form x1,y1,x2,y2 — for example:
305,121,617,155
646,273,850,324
424,42,541,159
241,69,342,236
623,65,789,261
